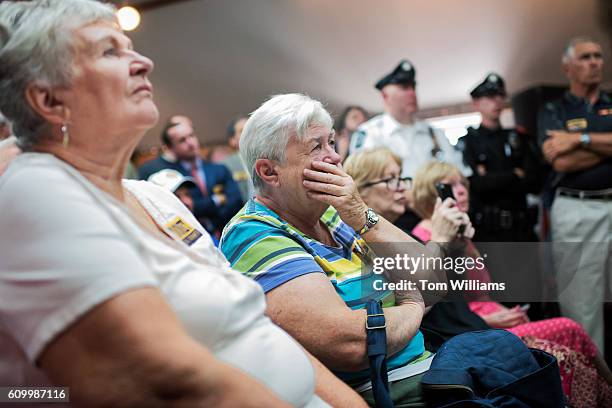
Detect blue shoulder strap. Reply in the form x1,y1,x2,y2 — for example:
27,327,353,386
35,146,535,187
366,299,394,408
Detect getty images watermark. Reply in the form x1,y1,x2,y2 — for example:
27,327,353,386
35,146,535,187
363,241,611,303
370,253,506,292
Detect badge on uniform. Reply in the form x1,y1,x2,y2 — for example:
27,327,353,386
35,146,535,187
598,108,612,116
455,138,466,152
401,61,412,72
565,118,588,131
165,216,202,246
507,131,520,149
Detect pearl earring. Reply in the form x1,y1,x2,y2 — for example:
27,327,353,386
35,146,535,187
61,123,69,148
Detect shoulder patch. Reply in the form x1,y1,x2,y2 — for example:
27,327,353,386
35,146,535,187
352,130,367,150
455,137,466,152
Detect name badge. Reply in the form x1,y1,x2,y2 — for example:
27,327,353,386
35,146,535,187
165,216,202,246
232,170,249,181
504,143,512,157
565,118,587,131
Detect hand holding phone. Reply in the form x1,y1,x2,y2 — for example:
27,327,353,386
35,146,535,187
435,183,465,235
435,182,455,201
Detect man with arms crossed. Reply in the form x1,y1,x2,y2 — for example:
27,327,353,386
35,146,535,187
538,37,612,352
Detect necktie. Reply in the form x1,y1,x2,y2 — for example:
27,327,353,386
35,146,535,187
190,164,207,196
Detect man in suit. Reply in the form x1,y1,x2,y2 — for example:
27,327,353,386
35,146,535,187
139,115,242,236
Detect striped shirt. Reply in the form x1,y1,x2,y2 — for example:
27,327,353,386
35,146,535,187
220,199,426,383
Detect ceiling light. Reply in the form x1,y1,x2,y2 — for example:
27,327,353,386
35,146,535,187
117,6,141,31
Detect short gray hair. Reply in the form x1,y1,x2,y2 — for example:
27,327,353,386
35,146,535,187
240,93,333,193
562,36,600,64
0,0,116,150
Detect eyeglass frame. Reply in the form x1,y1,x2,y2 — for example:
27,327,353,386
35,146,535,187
360,175,412,190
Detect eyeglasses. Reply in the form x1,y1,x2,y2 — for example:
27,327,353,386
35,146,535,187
361,175,412,190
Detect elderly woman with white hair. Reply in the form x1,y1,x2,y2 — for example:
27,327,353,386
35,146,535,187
0,1,367,407
220,93,472,406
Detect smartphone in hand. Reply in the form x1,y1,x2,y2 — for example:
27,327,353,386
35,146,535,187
435,183,455,201
435,182,465,235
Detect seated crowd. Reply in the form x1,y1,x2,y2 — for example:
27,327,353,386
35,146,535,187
0,0,611,407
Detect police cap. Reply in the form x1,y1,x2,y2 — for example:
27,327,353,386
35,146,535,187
470,73,507,98
375,59,416,90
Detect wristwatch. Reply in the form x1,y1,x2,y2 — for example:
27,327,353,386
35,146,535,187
580,132,591,148
358,208,379,235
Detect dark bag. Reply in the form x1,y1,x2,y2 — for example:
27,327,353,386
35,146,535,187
420,301,489,351
366,299,394,408
421,329,565,407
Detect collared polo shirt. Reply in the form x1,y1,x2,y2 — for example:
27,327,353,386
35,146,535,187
538,91,612,191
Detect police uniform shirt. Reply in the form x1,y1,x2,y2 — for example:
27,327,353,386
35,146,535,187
349,113,472,178
461,125,541,210
538,91,612,191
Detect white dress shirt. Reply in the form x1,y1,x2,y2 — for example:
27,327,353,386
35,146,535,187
349,113,472,178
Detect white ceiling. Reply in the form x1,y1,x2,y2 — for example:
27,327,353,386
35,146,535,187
127,0,612,147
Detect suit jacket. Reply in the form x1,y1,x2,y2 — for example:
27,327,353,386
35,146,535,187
138,155,242,231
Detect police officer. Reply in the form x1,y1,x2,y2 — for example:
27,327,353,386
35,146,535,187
350,59,472,232
349,59,471,178
461,73,541,242
538,37,612,352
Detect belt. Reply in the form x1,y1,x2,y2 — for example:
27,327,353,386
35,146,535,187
557,187,612,200
474,207,528,230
